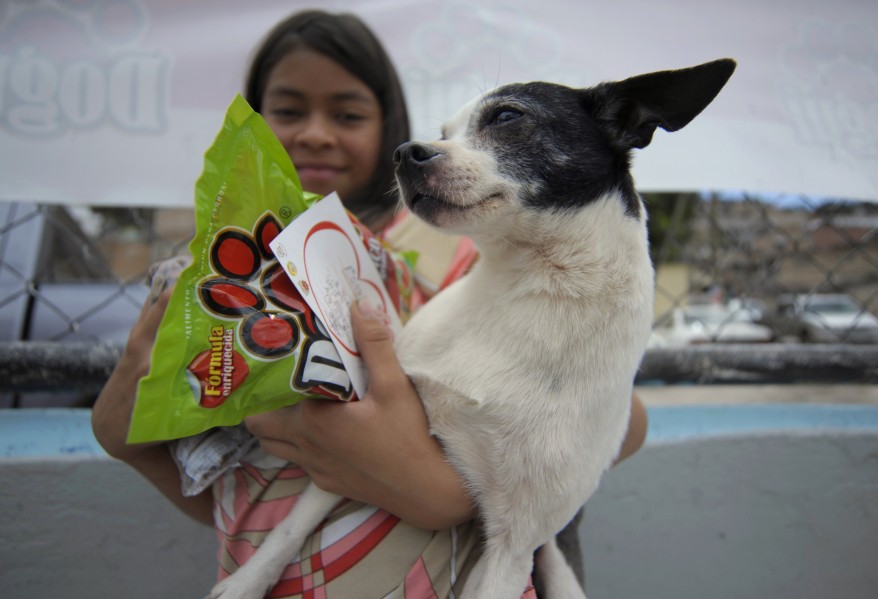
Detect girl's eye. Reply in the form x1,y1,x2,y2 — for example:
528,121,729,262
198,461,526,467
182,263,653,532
270,108,303,119
492,109,522,125
337,112,366,123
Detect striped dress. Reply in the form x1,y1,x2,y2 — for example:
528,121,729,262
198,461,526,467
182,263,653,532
210,213,536,598
213,447,540,598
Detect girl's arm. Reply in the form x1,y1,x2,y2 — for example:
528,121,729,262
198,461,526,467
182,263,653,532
91,289,214,526
245,300,476,530
245,300,649,530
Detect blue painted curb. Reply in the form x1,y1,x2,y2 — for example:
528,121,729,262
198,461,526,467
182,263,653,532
646,404,878,443
3,404,878,457
1,408,107,458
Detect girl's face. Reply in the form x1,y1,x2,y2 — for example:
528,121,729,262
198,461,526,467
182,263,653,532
261,47,383,205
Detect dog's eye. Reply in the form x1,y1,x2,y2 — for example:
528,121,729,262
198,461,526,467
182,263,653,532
492,109,522,126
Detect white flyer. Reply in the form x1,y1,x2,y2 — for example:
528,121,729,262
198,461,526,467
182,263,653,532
269,193,403,398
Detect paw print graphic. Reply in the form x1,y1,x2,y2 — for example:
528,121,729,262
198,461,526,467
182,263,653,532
199,211,353,401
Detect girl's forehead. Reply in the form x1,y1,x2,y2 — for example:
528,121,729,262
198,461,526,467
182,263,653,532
266,48,377,103
268,48,354,84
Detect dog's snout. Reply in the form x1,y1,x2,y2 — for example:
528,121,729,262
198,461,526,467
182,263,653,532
394,141,442,166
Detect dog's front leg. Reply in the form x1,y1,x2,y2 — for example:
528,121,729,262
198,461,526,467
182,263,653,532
464,537,587,599
207,484,341,599
461,535,536,599
534,538,587,599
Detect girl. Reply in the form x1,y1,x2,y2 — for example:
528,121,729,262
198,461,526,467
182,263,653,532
92,10,647,597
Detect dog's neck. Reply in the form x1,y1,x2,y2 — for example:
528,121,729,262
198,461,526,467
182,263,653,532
466,195,651,301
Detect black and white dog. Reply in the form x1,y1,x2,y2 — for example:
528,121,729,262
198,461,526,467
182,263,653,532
210,58,735,599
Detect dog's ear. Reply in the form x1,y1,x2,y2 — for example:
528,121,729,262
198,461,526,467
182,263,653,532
589,58,736,150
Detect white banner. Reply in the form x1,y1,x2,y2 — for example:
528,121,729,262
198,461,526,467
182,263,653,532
0,0,876,208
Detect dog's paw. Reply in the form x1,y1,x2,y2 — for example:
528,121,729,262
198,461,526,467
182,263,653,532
206,571,273,599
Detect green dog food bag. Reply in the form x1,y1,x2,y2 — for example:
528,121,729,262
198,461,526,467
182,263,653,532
127,95,415,444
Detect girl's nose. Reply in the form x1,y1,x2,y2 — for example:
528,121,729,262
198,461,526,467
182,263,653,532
294,115,334,149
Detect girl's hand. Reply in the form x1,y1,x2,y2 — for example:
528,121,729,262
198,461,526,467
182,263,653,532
244,300,477,530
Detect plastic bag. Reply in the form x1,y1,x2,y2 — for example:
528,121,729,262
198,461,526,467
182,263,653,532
127,95,414,444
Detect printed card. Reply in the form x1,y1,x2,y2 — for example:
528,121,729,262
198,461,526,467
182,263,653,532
269,193,403,398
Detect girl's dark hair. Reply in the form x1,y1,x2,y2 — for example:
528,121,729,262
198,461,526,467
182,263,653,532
245,10,410,229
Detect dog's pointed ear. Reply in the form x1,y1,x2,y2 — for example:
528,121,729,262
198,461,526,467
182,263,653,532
589,58,736,150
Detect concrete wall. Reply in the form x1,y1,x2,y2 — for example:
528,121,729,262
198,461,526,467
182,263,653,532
1,410,215,599
2,457,216,598
580,430,878,598
2,405,877,599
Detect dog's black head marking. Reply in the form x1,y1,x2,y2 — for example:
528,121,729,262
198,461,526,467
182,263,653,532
394,59,736,225
473,59,736,218
590,58,737,151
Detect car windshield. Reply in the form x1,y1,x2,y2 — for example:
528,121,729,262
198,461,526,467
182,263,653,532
685,308,754,326
805,300,859,315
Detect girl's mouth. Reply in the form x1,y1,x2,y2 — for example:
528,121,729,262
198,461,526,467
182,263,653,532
296,166,344,183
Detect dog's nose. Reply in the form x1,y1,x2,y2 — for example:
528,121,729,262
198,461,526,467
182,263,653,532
393,141,442,165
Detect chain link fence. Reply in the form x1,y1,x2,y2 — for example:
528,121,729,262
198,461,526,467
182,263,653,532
1,193,877,408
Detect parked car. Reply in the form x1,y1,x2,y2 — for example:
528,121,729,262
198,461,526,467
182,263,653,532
776,294,878,344
728,297,768,324
652,303,775,348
